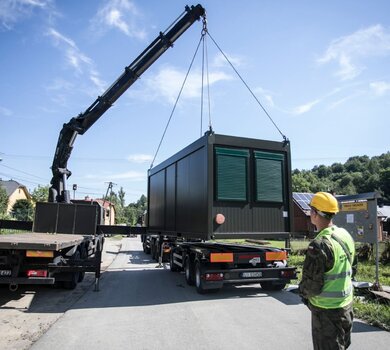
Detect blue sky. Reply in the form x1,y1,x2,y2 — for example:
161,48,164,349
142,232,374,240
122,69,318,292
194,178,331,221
1,0,389,204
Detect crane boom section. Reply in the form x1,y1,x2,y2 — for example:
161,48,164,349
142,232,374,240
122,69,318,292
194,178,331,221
49,4,205,203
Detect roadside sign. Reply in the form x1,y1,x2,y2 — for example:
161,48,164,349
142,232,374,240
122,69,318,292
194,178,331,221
334,193,379,244
340,202,368,212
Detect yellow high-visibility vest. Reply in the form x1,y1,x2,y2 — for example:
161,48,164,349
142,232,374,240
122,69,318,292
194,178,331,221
309,226,355,309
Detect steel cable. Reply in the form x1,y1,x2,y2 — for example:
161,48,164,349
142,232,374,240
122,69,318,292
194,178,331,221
150,32,204,169
206,31,288,142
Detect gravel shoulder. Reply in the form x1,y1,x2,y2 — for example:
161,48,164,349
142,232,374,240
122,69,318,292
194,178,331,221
0,237,122,350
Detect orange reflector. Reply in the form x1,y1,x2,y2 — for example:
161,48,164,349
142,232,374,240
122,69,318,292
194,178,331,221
26,250,54,258
210,253,233,263
266,251,287,261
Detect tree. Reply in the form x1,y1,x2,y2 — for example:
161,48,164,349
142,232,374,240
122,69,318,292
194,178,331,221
11,199,34,221
378,152,390,168
331,162,344,174
123,195,147,226
124,205,138,226
345,155,369,173
292,153,389,199
380,168,390,201
0,186,9,218
31,185,49,203
118,187,126,208
136,194,147,209
292,172,311,192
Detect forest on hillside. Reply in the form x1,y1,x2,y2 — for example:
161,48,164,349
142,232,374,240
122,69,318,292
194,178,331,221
2,152,389,223
292,152,390,202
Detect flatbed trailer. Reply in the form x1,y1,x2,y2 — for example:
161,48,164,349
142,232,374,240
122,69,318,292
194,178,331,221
0,203,104,291
143,235,296,294
0,232,87,250
174,241,295,293
144,133,298,293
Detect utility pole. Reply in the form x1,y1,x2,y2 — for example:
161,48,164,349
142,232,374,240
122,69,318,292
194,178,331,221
103,182,116,225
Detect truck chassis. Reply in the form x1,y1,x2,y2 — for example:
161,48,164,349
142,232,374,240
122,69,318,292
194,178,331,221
144,235,297,294
0,216,104,291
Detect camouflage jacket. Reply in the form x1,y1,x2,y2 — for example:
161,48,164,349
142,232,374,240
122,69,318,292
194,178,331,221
298,238,334,299
298,236,357,300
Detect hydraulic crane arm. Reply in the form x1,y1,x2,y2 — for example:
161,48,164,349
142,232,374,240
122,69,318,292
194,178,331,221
49,4,205,203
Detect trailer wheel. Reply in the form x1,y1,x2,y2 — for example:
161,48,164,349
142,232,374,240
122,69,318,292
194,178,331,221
170,251,179,272
195,262,220,294
143,242,151,254
184,257,194,285
151,240,158,261
78,247,87,282
195,262,207,293
260,281,286,291
63,250,81,290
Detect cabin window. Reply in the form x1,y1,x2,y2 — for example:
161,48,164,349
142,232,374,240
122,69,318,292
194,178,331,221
254,151,284,202
215,147,249,201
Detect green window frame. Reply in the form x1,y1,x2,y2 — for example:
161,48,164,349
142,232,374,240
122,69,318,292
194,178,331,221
215,147,249,201
254,151,284,202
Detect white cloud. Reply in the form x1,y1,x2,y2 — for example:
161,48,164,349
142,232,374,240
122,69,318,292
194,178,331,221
126,154,153,163
0,106,12,117
89,70,107,92
0,0,53,30
47,28,77,48
43,78,74,106
328,94,357,110
291,99,320,115
370,81,390,96
318,25,390,81
47,28,92,72
213,52,245,68
46,28,106,93
92,0,146,40
134,65,233,104
46,78,73,91
253,87,275,107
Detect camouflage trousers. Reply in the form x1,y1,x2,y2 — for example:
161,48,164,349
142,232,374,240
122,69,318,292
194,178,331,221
310,303,353,350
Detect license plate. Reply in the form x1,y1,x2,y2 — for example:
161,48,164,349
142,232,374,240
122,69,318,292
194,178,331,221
0,270,12,276
241,271,262,278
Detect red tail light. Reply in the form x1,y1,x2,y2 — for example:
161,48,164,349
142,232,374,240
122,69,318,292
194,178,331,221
204,273,224,281
281,270,295,278
27,270,48,277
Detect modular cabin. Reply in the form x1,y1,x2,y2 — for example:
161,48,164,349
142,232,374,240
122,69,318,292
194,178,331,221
147,133,293,240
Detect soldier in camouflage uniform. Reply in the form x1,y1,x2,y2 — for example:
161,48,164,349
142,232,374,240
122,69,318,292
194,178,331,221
299,192,356,350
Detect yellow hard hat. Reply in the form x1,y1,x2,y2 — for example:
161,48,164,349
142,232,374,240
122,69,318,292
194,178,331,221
310,192,339,215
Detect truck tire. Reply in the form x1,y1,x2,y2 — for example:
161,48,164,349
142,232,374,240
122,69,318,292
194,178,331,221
260,281,286,291
63,250,81,290
170,251,179,272
143,242,151,254
195,262,207,294
151,241,158,261
78,247,87,282
195,262,220,294
184,257,194,285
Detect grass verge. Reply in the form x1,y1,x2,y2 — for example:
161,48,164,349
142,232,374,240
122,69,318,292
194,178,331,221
288,248,390,331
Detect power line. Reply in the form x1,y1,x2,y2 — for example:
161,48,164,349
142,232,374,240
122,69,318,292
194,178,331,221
3,153,134,163
0,163,48,181
0,172,44,186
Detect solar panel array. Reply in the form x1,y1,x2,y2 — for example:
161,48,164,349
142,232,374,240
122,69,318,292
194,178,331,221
293,192,314,211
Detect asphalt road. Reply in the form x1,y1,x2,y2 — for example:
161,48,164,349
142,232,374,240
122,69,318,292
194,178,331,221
23,237,387,350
